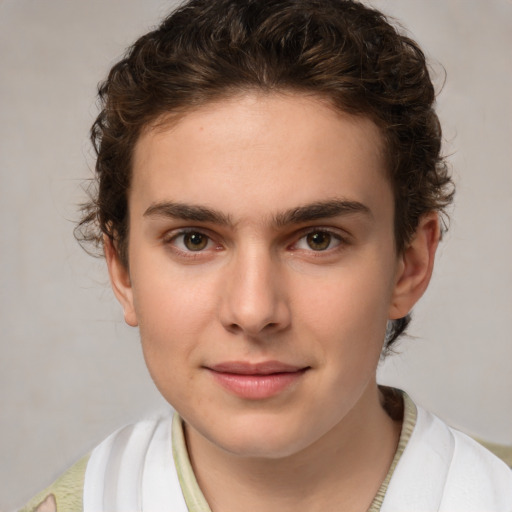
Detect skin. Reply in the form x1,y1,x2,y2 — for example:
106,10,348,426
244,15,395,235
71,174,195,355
106,92,439,512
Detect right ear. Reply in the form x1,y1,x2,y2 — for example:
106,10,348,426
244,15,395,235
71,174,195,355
104,235,138,327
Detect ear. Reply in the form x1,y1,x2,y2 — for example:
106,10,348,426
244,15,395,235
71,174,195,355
104,235,138,327
389,212,440,320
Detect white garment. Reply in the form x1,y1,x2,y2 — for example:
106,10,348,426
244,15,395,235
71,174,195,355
83,402,512,512
83,415,188,512
380,405,512,511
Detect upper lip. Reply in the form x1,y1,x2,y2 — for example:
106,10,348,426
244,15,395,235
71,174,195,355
207,361,307,375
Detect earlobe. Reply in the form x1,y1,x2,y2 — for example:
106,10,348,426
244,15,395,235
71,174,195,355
389,213,440,320
104,236,139,327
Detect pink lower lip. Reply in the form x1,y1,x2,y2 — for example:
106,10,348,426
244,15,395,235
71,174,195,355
208,369,307,400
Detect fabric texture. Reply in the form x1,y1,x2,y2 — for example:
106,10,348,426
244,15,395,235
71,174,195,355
18,455,88,512
367,388,417,511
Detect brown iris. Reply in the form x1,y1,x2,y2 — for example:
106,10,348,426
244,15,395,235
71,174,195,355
183,232,208,251
306,231,332,251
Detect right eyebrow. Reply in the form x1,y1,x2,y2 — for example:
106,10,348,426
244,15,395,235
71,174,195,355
143,201,232,225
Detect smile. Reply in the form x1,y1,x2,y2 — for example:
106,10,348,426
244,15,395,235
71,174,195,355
206,361,310,400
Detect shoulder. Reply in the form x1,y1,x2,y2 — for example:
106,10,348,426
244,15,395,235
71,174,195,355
83,411,189,511
17,412,179,512
17,413,176,512
18,455,89,512
382,397,512,512
416,404,512,479
429,408,512,510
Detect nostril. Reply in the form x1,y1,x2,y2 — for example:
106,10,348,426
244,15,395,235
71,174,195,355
226,323,242,334
224,320,281,336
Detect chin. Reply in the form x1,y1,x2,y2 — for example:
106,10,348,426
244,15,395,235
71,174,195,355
194,413,323,460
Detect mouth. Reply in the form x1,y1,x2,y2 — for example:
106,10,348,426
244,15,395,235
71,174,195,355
205,361,310,399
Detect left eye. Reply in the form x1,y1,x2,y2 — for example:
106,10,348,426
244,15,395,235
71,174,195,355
295,231,341,251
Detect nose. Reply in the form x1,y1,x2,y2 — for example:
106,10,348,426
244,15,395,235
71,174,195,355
219,247,291,337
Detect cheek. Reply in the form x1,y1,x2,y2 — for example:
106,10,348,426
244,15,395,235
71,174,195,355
130,264,220,384
131,247,218,329
293,260,395,359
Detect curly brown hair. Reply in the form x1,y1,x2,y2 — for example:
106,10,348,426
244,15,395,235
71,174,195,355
76,0,454,347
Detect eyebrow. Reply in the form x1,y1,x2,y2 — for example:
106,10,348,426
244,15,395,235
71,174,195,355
144,202,232,225
273,199,372,227
143,199,371,227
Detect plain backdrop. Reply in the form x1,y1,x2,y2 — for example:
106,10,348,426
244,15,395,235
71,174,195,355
1,0,511,509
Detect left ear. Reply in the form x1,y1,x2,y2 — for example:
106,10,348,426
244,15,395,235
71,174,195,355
389,212,440,320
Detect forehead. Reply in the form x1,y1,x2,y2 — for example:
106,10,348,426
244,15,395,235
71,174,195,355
130,93,391,222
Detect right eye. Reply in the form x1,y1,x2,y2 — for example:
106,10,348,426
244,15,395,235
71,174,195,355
168,231,215,252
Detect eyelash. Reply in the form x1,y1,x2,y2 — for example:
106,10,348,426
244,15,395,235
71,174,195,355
162,227,349,258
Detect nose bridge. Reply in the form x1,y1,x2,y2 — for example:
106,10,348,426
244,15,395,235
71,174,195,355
220,242,289,335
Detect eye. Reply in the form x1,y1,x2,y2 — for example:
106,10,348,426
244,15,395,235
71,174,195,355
167,230,215,252
294,230,342,251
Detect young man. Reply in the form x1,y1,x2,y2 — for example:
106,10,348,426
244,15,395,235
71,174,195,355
20,0,512,511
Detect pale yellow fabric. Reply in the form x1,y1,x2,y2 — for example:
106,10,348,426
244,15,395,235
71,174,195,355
367,390,417,512
172,413,213,512
18,455,89,512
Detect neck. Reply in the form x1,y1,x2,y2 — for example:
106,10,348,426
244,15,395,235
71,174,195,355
185,382,402,512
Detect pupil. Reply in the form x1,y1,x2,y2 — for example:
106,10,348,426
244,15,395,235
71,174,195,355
185,233,207,251
307,232,330,250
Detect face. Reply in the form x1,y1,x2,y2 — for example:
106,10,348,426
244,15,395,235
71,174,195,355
108,92,432,460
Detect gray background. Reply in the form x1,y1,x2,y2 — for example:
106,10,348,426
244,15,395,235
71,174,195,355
1,0,511,509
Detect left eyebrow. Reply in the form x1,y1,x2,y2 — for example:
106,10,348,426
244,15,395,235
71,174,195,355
273,199,372,227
